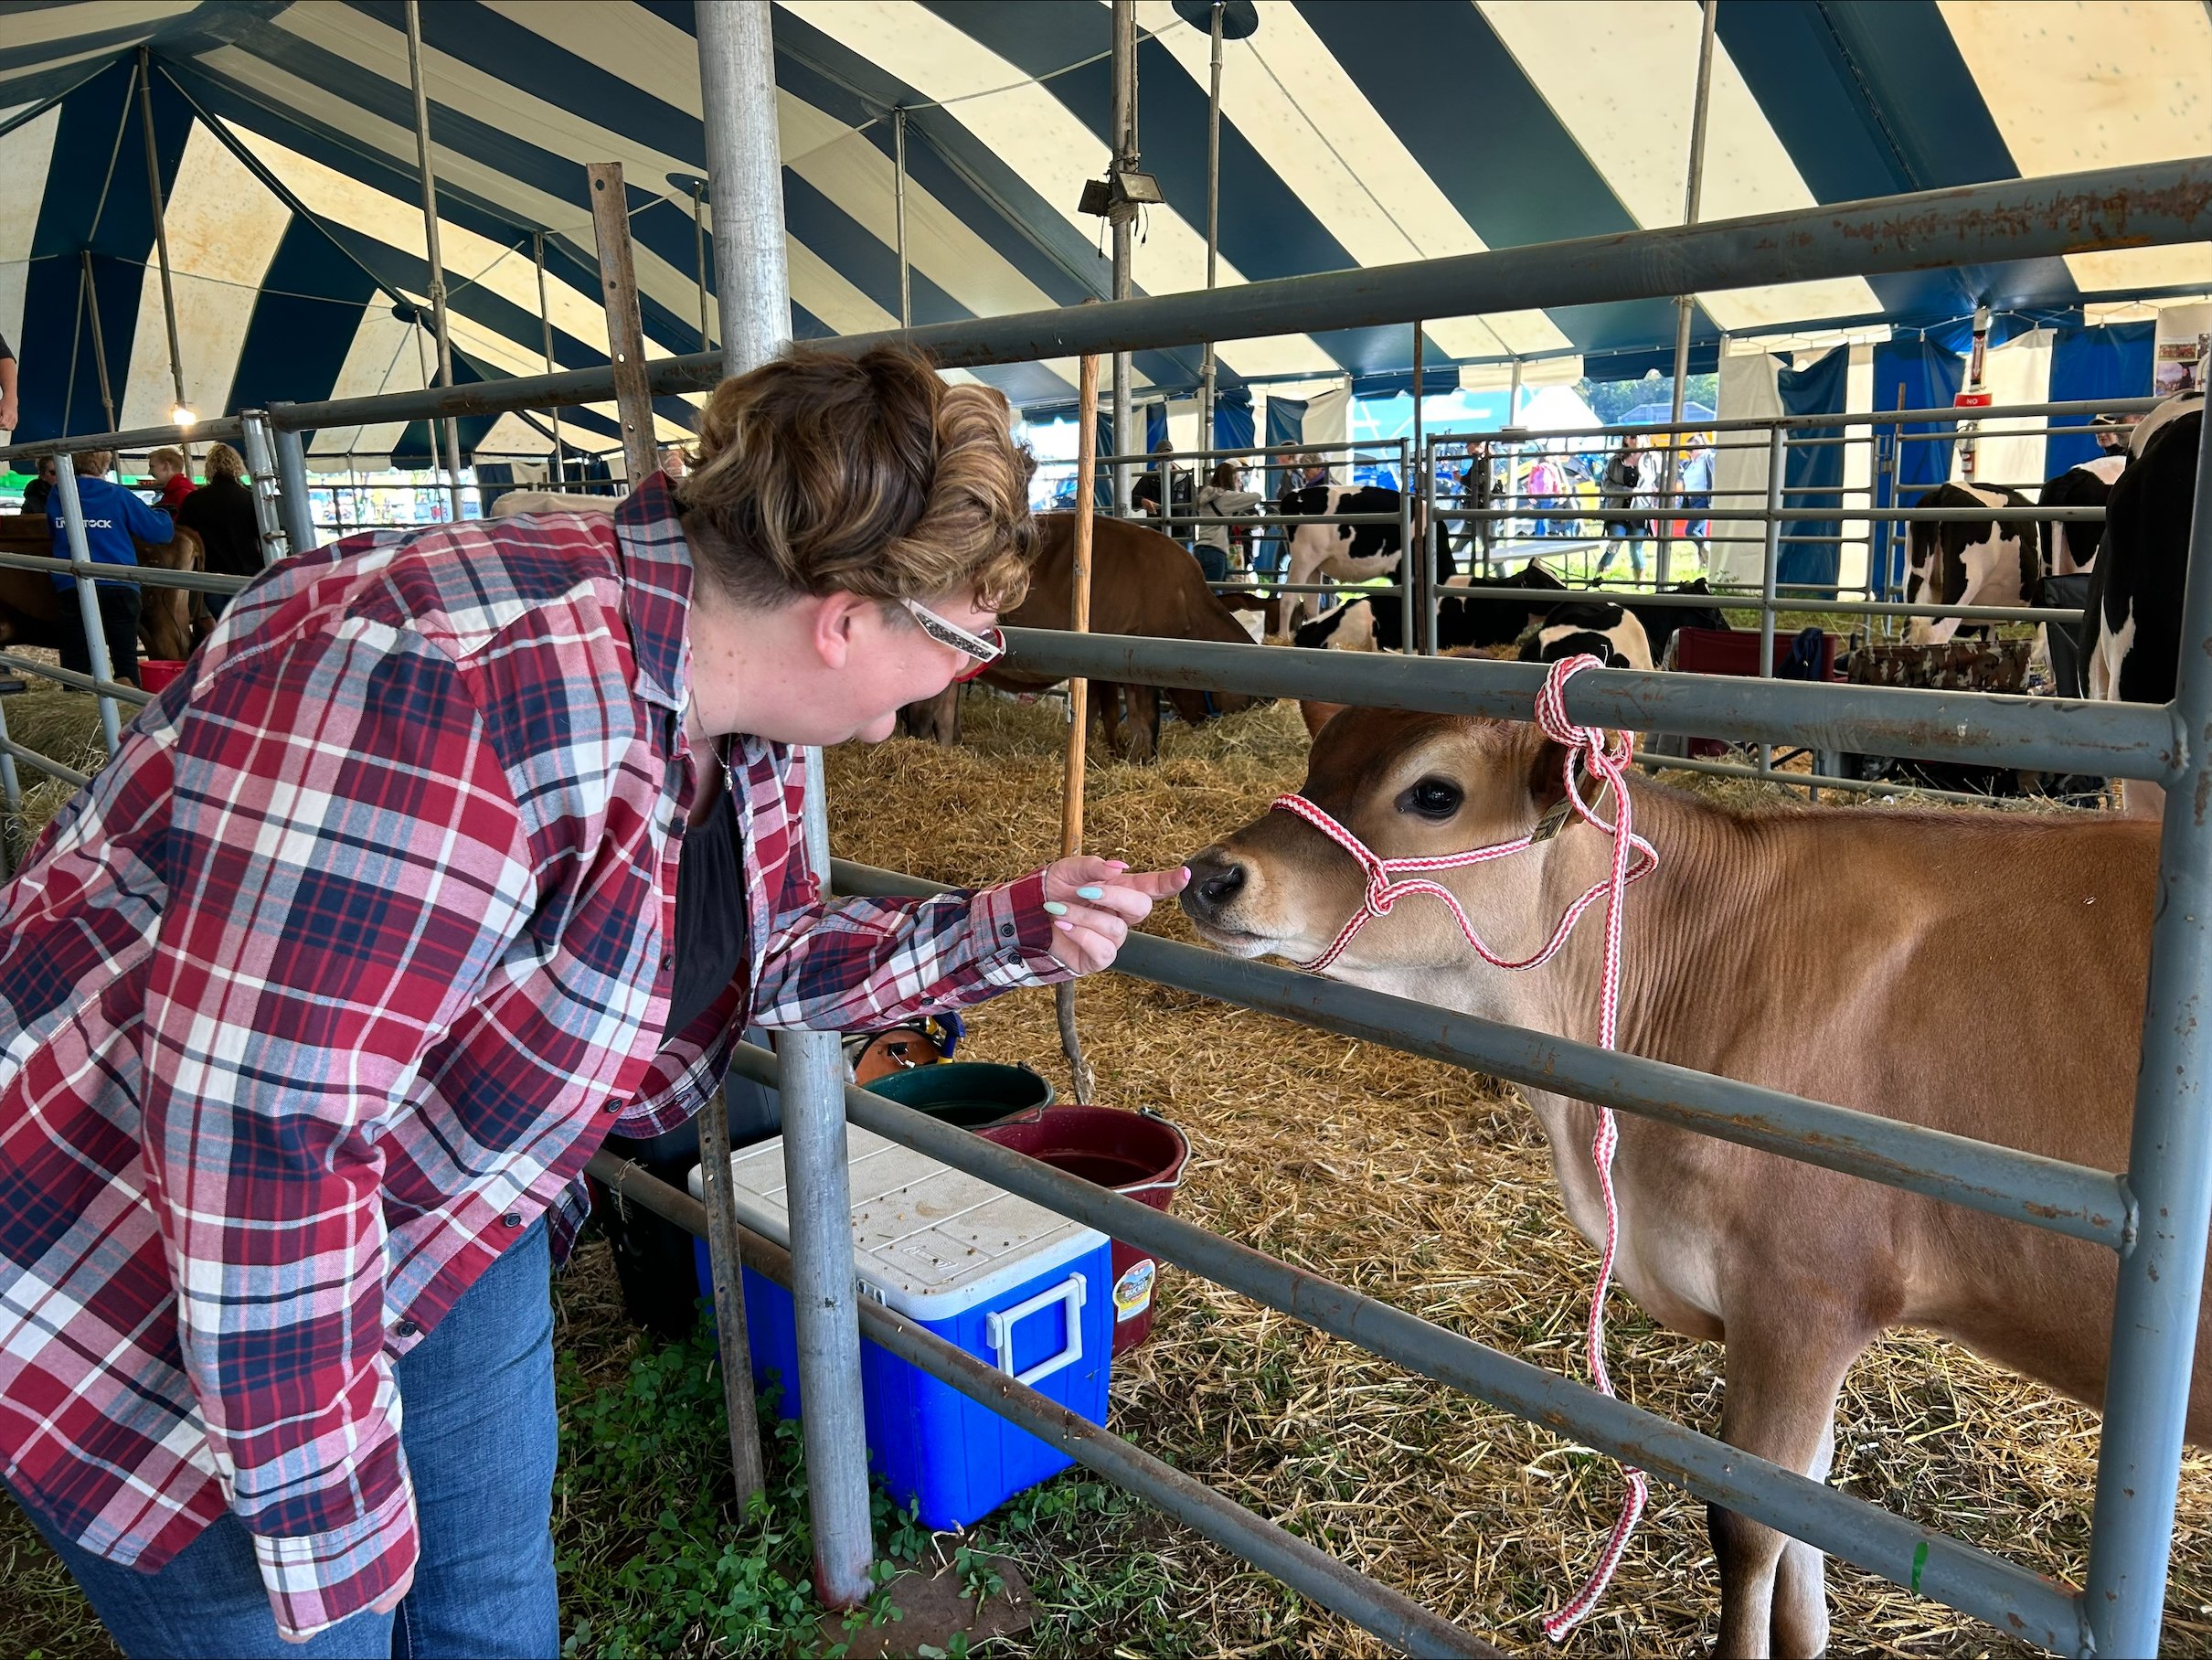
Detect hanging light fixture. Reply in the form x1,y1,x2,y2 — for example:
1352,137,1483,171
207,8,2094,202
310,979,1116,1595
171,403,197,428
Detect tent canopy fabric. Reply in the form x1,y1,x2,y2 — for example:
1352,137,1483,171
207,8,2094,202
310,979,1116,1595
4,1,2210,466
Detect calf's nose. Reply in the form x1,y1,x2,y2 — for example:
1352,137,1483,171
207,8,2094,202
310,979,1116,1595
1179,847,1247,920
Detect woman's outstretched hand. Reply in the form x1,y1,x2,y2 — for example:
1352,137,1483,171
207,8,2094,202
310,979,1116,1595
1039,857,1189,975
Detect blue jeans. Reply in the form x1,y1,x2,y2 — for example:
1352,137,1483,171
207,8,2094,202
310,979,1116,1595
10,1218,559,1658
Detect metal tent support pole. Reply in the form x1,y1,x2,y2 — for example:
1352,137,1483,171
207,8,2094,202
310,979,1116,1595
1198,1,1223,460
1411,327,1433,653
697,0,865,1602
692,178,714,353
238,411,292,564
893,107,911,330
80,251,117,435
50,459,124,756
2082,395,2212,1657
532,233,566,485
0,689,22,878
1757,423,1783,774
1110,0,1136,517
586,163,661,489
402,1,466,524
1661,0,1717,591
136,48,191,470
1397,437,1416,654
268,420,318,558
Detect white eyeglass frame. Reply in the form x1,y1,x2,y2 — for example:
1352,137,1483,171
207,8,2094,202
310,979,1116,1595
899,597,1005,674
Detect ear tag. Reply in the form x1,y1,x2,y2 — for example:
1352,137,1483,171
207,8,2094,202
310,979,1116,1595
1528,793,1575,844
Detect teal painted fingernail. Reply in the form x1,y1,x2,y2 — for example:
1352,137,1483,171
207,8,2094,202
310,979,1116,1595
1077,885,1104,900
1043,900,1069,916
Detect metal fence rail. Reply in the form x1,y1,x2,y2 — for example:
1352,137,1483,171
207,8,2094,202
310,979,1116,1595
581,1148,1505,1659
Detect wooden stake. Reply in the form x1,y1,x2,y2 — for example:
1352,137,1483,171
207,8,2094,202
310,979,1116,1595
587,162,661,489
1056,353,1102,1104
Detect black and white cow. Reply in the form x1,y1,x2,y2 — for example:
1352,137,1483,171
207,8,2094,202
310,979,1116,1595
1622,577,1729,664
1290,560,1564,653
2038,454,2128,579
2084,394,2204,707
1901,483,2040,644
1279,484,1448,632
1516,601,1654,671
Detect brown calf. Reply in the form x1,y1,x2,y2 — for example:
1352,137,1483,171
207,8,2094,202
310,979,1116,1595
899,513,1260,761
1180,705,2202,1655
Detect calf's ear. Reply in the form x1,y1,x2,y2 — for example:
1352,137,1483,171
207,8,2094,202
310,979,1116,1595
1299,699,1347,740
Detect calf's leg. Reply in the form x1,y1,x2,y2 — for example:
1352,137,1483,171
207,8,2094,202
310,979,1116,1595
1709,1307,1866,1658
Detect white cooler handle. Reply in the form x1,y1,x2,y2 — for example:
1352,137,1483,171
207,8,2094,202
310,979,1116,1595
984,1274,1087,1388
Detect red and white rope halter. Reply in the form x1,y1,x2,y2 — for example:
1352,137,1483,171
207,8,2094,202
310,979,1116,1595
1270,654,1655,1641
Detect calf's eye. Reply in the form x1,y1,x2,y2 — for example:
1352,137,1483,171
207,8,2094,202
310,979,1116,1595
1398,777,1463,819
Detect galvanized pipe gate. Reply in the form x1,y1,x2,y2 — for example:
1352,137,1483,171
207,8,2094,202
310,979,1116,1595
5,155,2212,1655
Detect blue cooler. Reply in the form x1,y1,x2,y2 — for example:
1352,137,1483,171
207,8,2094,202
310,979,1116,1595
688,1123,1113,1530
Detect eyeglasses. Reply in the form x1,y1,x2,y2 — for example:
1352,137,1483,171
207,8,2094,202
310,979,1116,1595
899,597,1005,682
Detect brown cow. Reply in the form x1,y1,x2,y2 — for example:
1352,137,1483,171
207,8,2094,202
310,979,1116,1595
1180,704,2193,1656
0,515,206,676
899,513,1260,762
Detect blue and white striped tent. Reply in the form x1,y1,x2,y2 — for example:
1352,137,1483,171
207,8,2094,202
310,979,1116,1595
3,1,2209,469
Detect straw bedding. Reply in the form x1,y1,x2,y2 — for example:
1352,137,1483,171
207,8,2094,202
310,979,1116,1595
4,684,2207,1655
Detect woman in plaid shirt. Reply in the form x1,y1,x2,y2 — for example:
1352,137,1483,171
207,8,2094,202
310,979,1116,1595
0,346,1185,1656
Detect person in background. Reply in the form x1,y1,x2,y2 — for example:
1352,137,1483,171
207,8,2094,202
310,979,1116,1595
2090,412,2135,457
1193,462,1264,584
175,442,261,620
1454,443,1492,563
1131,439,1189,533
20,454,58,517
1679,434,1715,564
144,447,197,515
1595,434,1647,580
45,448,170,687
0,329,17,435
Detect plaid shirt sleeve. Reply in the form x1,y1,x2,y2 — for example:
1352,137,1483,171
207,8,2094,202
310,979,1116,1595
748,871,1071,1032
141,621,537,1640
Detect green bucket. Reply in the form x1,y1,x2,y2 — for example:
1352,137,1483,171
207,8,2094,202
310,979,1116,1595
859,1061,1056,1129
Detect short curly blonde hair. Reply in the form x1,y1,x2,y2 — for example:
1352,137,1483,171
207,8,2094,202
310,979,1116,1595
676,344,1037,612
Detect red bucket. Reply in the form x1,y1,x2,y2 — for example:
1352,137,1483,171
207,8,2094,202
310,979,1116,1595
976,1106,1188,1356
137,659,186,695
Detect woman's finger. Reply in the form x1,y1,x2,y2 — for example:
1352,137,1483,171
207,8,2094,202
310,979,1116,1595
1047,908,1127,973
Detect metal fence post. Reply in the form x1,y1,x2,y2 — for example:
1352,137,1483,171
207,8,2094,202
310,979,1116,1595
1757,423,1783,775
266,417,318,558
2081,400,2212,1657
0,691,25,877
1398,438,1416,654
238,411,291,566
698,0,869,1607
49,458,125,757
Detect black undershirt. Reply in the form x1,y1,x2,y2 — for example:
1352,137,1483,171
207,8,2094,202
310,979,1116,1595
663,754,750,1041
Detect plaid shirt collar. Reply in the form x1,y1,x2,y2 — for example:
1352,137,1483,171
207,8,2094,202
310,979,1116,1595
612,471,694,718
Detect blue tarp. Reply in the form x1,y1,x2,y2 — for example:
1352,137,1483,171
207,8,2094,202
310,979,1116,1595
1265,396,1307,499
2048,322,2154,473
1867,337,1966,593
1213,389,1255,456
1776,346,1850,596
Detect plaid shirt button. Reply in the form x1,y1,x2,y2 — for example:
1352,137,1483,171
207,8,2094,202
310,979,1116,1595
395,1321,419,1338
501,1213,523,1229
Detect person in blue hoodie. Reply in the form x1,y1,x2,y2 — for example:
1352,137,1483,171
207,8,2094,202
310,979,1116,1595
46,449,170,687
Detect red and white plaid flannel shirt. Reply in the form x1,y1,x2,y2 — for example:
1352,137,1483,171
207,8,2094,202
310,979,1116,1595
0,472,1068,1638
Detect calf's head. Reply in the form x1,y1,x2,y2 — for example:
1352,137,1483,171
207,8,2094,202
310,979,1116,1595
1182,707,1580,975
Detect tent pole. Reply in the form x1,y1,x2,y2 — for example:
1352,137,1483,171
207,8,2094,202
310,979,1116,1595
403,1,466,524
533,232,566,486
136,48,190,473
587,165,661,496
894,107,911,330
81,252,117,434
1663,0,1717,587
1111,0,1136,516
691,178,713,353
1199,1,1223,464
696,5,848,1604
